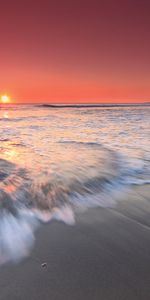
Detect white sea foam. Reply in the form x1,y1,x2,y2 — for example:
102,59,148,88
0,211,36,265
0,204,75,265
32,205,75,225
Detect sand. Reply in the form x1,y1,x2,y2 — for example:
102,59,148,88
0,185,150,300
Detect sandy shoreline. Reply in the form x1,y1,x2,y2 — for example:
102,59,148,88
0,185,150,300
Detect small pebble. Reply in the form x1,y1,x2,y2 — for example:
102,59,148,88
41,262,47,268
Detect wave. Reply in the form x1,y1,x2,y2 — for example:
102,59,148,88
0,116,38,122
0,115,59,123
0,142,150,265
38,103,150,108
59,140,101,146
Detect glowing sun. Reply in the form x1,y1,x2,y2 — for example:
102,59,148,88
1,95,11,104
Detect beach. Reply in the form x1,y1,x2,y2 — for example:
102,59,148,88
0,184,150,300
0,105,150,299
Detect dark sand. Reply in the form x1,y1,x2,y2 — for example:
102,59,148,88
0,185,150,300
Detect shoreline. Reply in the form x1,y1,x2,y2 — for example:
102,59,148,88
0,185,150,300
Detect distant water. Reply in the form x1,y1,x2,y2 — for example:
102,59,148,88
0,104,150,264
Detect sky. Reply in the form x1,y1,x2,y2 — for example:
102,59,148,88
0,0,150,103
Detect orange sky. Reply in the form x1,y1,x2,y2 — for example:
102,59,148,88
0,0,150,103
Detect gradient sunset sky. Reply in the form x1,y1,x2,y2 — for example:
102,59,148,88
0,0,150,103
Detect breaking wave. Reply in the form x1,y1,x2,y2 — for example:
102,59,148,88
0,141,150,265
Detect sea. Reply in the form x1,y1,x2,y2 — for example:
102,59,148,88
0,104,150,264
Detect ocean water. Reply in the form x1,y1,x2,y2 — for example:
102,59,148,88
0,104,150,264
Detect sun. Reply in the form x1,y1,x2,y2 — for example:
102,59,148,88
1,95,11,104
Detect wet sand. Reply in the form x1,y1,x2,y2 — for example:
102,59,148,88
0,185,150,300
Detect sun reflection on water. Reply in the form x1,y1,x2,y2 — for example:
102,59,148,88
3,112,9,118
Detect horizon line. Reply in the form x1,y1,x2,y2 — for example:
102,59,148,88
1,102,150,107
